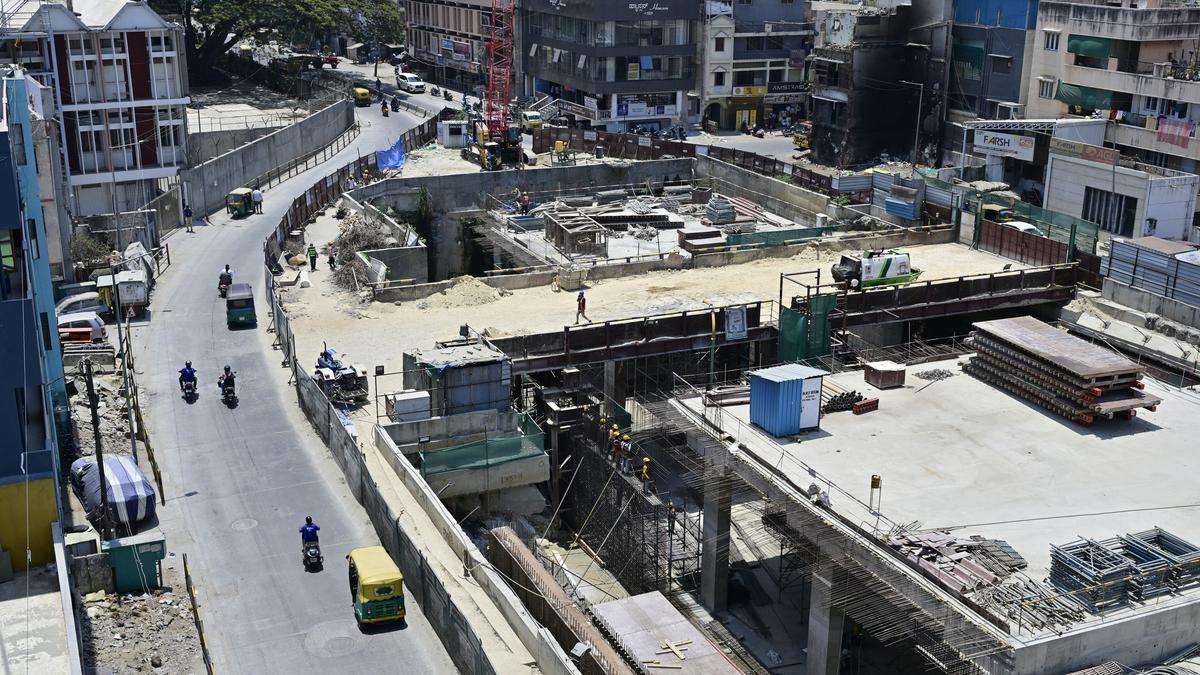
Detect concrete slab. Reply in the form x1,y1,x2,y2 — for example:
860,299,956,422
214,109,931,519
591,591,744,674
0,567,70,673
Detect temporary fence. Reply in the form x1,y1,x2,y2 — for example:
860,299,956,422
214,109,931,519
182,553,215,675
420,412,546,478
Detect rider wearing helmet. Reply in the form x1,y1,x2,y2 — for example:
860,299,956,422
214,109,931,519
178,361,197,391
300,516,320,546
219,364,236,393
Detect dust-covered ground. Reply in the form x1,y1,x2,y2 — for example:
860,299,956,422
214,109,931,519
280,234,1023,373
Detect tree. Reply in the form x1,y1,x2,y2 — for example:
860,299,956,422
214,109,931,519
346,1,406,51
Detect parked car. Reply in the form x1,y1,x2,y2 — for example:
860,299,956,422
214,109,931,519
398,73,425,94
1002,220,1041,235
56,291,109,317
58,311,107,343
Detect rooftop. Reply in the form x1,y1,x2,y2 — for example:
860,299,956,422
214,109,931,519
681,354,1200,638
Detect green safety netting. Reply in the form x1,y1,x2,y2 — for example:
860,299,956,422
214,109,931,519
973,191,1101,256
420,413,545,476
727,226,834,248
1054,82,1114,110
778,295,835,362
1067,35,1112,60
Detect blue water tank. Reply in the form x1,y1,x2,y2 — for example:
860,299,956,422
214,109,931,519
749,364,828,436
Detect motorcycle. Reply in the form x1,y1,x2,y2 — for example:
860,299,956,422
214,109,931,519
443,89,453,101
181,379,197,402
391,97,401,112
218,374,237,404
430,85,441,96
381,101,389,117
303,542,323,570
218,273,232,298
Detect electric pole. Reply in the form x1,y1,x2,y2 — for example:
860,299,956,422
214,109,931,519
83,359,111,541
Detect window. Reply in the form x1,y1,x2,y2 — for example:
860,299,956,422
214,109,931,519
1082,186,1137,237
714,71,725,87
11,124,25,165
714,37,725,52
737,0,750,4
1038,78,1055,98
744,37,763,51
992,57,1011,75
1044,31,1060,51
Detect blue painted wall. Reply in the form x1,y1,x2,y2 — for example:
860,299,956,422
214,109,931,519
954,0,1039,30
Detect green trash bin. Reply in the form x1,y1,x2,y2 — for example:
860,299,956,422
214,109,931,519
101,530,166,593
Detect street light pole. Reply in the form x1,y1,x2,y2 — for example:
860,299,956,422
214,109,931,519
899,80,924,174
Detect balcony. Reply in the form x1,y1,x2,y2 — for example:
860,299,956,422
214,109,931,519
1064,63,1200,104
1040,1,1200,42
1108,119,1200,162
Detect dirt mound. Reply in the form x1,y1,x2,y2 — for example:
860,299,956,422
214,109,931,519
418,276,502,309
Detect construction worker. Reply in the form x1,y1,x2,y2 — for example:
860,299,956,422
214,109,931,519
640,457,651,483
609,424,620,461
620,434,632,473
575,291,590,325
325,240,337,270
520,191,531,215
306,243,318,272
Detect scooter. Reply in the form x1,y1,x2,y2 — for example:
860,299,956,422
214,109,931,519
181,379,197,402
391,97,401,112
218,281,230,298
430,85,441,96
218,375,237,404
303,542,323,570
381,101,389,117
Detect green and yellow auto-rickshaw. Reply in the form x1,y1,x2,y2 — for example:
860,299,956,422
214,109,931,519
225,283,257,328
226,187,254,217
353,87,372,107
347,546,405,625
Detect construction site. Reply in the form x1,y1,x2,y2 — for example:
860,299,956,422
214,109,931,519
258,117,1200,675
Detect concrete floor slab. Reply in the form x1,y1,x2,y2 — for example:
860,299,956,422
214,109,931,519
591,591,744,674
0,567,69,674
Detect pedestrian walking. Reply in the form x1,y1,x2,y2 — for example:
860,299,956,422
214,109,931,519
251,187,264,214
307,243,318,272
375,78,382,97
183,204,194,233
325,240,336,270
575,290,590,324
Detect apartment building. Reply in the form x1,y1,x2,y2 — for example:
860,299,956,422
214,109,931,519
1024,0,1200,236
806,0,953,167
2,0,189,218
519,0,700,131
948,0,1039,121
403,0,490,93
0,70,67,571
699,0,811,131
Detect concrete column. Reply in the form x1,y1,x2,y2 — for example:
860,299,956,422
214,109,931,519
700,469,732,613
547,424,561,509
603,360,626,418
807,563,845,675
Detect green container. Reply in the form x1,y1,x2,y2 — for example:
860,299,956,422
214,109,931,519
101,530,166,593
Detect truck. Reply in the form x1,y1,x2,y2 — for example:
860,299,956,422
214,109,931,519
830,250,921,290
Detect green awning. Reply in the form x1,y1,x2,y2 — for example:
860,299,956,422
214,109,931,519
1067,35,1112,60
1054,82,1114,110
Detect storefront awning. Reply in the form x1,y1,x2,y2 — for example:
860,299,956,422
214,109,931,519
1054,82,1113,110
1067,35,1112,60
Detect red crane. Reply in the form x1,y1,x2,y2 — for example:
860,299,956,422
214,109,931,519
483,0,515,143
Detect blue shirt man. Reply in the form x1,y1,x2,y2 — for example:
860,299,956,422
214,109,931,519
178,362,196,390
300,517,320,544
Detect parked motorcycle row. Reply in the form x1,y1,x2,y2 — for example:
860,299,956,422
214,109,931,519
627,124,688,141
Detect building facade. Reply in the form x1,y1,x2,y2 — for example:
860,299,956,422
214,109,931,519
1023,0,1200,238
700,0,811,131
520,0,700,131
0,70,67,571
807,0,953,168
402,0,490,94
3,0,190,218
948,0,1039,121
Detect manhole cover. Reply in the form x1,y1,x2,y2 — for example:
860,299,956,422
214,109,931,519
230,518,258,531
304,621,362,657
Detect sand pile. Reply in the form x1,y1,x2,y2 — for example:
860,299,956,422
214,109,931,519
417,275,507,309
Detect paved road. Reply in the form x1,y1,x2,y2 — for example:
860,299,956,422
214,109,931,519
132,105,458,673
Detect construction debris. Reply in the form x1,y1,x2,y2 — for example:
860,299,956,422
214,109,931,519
330,211,406,291
913,368,955,381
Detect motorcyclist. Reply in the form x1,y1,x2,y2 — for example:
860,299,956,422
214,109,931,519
300,516,320,547
381,99,389,117
218,264,233,292
219,365,236,395
178,361,197,392
391,95,401,112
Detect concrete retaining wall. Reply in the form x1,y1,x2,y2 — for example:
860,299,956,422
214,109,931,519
362,246,428,285
1102,279,1200,329
374,426,579,675
182,99,355,217
695,154,829,221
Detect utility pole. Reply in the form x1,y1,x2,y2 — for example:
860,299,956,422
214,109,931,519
900,80,924,174
83,359,111,541
111,263,138,461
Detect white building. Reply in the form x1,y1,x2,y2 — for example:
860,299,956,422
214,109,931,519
2,0,190,217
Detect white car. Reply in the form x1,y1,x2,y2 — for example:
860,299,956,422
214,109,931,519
1002,220,1041,235
57,311,107,343
398,73,425,93
56,291,109,317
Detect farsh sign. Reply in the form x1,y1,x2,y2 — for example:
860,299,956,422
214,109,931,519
974,131,1035,161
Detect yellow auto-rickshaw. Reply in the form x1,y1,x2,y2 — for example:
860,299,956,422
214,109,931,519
225,187,253,217
353,87,372,107
347,546,405,625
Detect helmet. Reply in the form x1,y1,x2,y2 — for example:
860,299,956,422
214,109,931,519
327,240,333,245
623,434,630,441
643,457,650,463
224,365,232,372
185,361,192,368
612,424,619,430
578,291,585,296
305,516,313,524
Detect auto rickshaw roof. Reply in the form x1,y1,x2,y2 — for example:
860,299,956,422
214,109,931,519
228,187,253,196
226,283,253,299
348,546,404,585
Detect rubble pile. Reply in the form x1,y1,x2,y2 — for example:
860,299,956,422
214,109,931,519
80,565,202,673
70,371,135,457
914,368,956,382
330,211,403,291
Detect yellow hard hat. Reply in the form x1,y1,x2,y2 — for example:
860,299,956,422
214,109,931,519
621,434,629,441
643,457,650,463
612,424,619,429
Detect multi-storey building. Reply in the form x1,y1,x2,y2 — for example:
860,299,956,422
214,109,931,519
402,0,490,94
806,0,953,168
0,69,67,571
3,0,189,218
948,0,1039,121
700,0,811,131
1024,0,1200,236
519,0,701,131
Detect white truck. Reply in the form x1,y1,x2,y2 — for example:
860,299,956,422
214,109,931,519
96,269,149,315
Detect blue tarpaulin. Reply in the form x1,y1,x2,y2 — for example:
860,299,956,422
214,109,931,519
376,138,407,170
